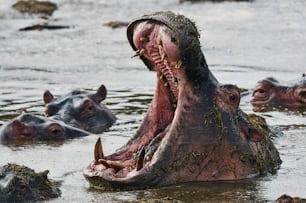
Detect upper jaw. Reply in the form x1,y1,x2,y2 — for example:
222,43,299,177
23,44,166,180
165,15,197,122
129,21,181,102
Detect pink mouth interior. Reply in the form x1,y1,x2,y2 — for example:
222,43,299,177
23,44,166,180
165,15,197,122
87,21,182,179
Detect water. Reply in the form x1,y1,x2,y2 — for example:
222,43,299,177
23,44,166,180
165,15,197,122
1,0,306,202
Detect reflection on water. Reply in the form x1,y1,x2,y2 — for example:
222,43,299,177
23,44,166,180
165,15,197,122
1,0,306,202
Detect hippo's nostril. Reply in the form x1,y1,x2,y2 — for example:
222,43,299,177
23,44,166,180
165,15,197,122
299,90,306,98
48,124,64,138
298,90,306,103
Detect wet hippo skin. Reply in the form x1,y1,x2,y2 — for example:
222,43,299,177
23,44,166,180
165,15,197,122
0,163,61,202
251,74,306,111
43,84,116,134
0,113,90,143
84,11,281,191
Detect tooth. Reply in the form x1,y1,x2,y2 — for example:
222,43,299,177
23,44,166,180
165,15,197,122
97,159,129,172
136,148,145,171
131,49,146,58
140,37,149,43
164,82,169,87
139,49,145,56
97,158,110,167
175,60,182,69
160,74,164,80
94,137,104,162
161,53,166,61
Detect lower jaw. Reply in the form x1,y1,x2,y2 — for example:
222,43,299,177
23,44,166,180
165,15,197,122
84,69,179,187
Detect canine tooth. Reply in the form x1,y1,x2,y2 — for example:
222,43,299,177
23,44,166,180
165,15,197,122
131,49,146,58
94,137,104,162
136,148,145,171
161,53,166,61
160,74,164,80
175,60,182,69
139,49,146,56
164,82,169,87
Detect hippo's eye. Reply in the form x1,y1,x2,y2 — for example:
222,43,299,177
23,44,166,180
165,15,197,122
81,100,95,118
87,103,93,111
229,94,237,102
258,89,266,94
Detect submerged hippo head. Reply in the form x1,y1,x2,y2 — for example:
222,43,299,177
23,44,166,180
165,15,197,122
84,11,281,190
251,74,306,111
43,84,116,134
0,163,61,202
0,113,90,143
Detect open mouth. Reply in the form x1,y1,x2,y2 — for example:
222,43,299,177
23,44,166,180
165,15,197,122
84,21,182,185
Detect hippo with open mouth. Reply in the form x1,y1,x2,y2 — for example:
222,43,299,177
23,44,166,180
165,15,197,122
251,74,306,111
84,11,281,190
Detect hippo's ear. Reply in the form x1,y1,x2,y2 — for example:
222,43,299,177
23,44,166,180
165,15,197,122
19,108,28,114
11,120,23,133
90,85,107,104
43,90,54,104
239,121,265,142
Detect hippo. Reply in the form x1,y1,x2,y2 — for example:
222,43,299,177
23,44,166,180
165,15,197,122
43,85,116,134
84,11,281,190
0,163,61,202
276,194,306,203
0,113,90,143
251,74,306,111
12,0,57,16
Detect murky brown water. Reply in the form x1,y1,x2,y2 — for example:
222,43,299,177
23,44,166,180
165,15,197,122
1,0,306,202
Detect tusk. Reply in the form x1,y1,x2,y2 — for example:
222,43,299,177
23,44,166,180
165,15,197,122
136,147,145,171
94,137,104,162
132,49,146,58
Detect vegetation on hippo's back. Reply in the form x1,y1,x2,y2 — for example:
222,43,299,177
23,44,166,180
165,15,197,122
0,163,61,202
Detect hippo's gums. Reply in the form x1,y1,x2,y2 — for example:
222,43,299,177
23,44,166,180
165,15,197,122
84,11,281,190
0,113,90,143
0,163,61,202
251,74,306,111
43,84,116,134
